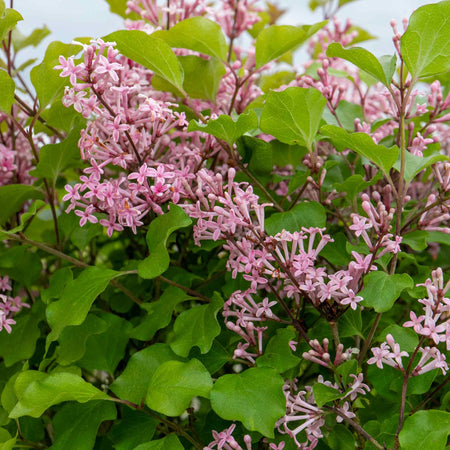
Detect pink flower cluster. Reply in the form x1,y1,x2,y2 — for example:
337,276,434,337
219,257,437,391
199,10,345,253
369,268,449,375
0,276,30,333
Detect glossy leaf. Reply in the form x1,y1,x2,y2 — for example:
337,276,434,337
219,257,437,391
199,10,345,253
401,2,450,79
360,272,413,312
111,344,183,405
103,30,184,91
260,87,326,149
170,292,223,357
51,401,117,450
326,43,395,86
0,70,14,112
46,266,117,343
255,22,326,68
188,111,258,146
211,367,285,437
9,372,109,418
399,410,450,450
265,201,326,235
321,125,399,174
146,359,212,416
0,301,43,367
153,17,227,60
138,204,192,279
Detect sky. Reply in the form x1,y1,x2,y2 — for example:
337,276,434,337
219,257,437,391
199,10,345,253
14,0,434,66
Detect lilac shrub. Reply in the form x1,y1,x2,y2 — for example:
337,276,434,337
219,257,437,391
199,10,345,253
0,0,449,449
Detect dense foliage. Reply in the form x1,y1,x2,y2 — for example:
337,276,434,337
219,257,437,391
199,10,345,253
0,0,449,448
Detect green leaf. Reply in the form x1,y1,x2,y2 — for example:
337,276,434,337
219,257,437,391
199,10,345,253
211,367,285,437
401,2,450,79
176,55,225,101
31,39,88,108
0,185,44,226
9,372,109,418
339,307,362,338
0,8,22,42
51,401,117,450
237,136,273,176
130,287,191,340
153,17,227,60
312,383,343,407
326,424,355,450
109,408,157,450
76,313,131,373
402,230,428,251
138,204,192,279
255,22,326,68
0,246,42,287
0,70,14,112
41,267,73,304
260,87,326,149
378,324,418,352
265,201,326,235
256,328,300,372
170,292,223,357
134,435,184,450
360,272,413,312
321,125,399,174
399,410,450,450
0,301,43,367
333,173,382,200
103,0,140,19
29,124,83,181
146,359,212,416
103,30,184,91
12,26,50,51
55,314,108,365
46,266,117,343
188,111,258,146
111,344,183,405
326,43,394,86
393,150,448,183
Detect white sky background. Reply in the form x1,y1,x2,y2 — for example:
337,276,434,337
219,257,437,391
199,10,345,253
14,0,434,67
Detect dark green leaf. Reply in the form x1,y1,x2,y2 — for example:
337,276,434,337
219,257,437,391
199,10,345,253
46,266,117,343
360,272,413,312
134,435,183,450
260,87,326,149
51,401,117,450
211,367,285,437
339,307,362,338
0,185,44,226
237,136,273,176
130,287,191,341
103,30,184,91
146,359,212,416
138,204,192,279
170,292,223,357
